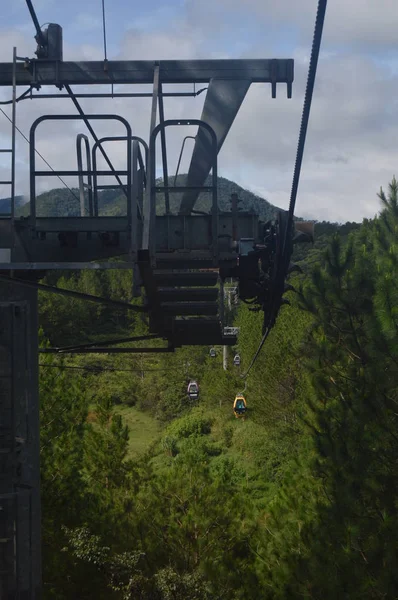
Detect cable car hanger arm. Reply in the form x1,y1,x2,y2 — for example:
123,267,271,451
0,59,294,88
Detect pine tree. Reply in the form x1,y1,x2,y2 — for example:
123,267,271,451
269,180,398,598
81,395,131,536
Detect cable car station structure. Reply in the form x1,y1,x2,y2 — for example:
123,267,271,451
0,0,328,595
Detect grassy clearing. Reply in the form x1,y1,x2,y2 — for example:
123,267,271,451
115,405,162,459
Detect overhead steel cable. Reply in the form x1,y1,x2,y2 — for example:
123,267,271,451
40,346,173,354
25,0,46,48
64,84,130,198
287,0,328,225
0,107,80,201
241,0,328,379
0,274,147,312
101,0,108,62
49,334,162,352
240,326,273,379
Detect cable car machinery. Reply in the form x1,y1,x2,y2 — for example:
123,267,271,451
0,1,327,358
0,0,327,595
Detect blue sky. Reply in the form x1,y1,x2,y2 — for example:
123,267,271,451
1,0,398,222
6,0,300,58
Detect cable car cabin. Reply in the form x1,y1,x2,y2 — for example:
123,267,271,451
233,394,247,418
187,381,199,400
233,354,241,366
210,348,216,358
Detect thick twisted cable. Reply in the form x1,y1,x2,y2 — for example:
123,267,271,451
287,0,328,227
241,0,328,380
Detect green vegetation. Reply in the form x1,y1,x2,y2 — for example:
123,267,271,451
115,406,161,459
15,174,278,219
34,177,398,598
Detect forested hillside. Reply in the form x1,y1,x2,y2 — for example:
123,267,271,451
14,175,278,220
36,179,398,599
0,194,25,213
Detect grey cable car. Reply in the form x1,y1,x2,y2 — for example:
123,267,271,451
187,380,199,400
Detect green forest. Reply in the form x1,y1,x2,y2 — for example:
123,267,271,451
15,175,278,219
37,178,398,599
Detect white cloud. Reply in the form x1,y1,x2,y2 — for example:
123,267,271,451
118,27,202,61
201,0,398,49
73,14,102,32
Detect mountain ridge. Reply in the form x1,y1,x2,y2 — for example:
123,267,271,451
8,177,360,243
13,175,279,221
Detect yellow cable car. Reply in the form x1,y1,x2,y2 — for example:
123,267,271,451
233,394,247,419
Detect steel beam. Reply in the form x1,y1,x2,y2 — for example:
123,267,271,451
0,211,259,267
143,66,160,254
153,271,218,287
158,82,170,214
157,288,218,302
161,302,218,316
0,283,41,598
0,59,294,87
179,79,250,215
76,134,93,217
137,249,169,336
15,91,203,99
0,262,134,269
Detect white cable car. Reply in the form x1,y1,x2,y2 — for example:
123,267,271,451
187,380,199,400
233,354,241,366
210,347,216,358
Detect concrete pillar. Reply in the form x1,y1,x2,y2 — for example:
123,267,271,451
223,344,228,371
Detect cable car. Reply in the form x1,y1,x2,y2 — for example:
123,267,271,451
233,354,241,366
233,394,247,418
187,380,199,400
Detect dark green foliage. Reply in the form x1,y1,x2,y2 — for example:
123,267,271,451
62,527,144,599
38,268,137,347
164,411,212,439
272,180,398,599
37,179,398,599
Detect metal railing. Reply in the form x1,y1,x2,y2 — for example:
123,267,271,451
29,114,132,230
144,119,218,262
